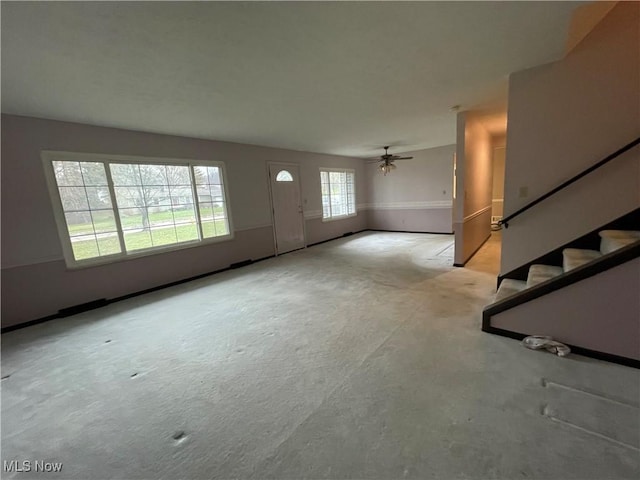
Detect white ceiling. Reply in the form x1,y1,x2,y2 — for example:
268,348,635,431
1,2,584,158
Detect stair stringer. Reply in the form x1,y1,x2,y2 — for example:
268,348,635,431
497,207,639,288
483,243,640,367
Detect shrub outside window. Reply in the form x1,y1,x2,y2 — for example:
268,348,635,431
320,168,356,220
42,151,233,267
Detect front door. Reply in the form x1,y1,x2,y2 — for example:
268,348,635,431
269,163,305,254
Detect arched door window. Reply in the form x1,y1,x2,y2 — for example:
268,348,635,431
275,170,294,182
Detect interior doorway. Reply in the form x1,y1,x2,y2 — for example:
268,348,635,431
268,163,305,255
491,145,506,227
487,141,506,274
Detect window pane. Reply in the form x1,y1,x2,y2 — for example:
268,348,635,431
53,161,83,186
91,210,118,234
215,219,229,236
176,224,199,242
124,230,152,251
151,225,178,247
139,164,167,186
71,234,99,260
210,184,223,198
201,221,216,238
110,164,142,186
96,235,121,256
146,208,169,228
118,208,145,230
207,167,221,184
65,211,94,237
86,186,112,209
114,186,144,208
173,205,197,225
167,165,191,185
193,164,230,238
193,166,208,185
145,186,171,206
80,162,108,186
51,160,121,262
59,186,89,211
197,185,212,203
276,170,293,182
199,202,214,221
170,186,194,206
213,202,226,219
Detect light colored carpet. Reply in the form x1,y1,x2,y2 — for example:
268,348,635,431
2,232,638,479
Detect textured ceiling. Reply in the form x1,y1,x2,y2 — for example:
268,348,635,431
1,2,584,157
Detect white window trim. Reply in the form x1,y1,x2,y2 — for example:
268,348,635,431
41,150,235,269
319,167,357,222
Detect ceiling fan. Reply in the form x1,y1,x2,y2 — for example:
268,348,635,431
367,146,413,175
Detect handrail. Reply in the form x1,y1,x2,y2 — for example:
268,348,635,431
500,136,640,228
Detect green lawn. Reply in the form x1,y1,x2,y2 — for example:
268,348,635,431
71,220,229,260
67,206,225,236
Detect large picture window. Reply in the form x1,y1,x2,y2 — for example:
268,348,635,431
320,168,356,220
43,152,232,267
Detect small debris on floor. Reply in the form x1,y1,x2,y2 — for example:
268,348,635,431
522,336,570,357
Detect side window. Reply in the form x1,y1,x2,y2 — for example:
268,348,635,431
320,168,356,220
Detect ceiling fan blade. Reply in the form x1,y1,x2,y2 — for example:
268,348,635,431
393,156,413,160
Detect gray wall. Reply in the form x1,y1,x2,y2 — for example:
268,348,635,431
502,2,640,274
1,115,366,326
365,144,454,233
454,112,493,266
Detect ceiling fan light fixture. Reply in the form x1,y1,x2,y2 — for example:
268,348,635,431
379,163,396,176
370,146,411,176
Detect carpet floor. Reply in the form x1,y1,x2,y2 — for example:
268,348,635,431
2,232,638,479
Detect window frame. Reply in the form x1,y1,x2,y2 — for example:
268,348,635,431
42,150,234,269
319,167,357,222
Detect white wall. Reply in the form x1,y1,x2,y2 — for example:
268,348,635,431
365,144,454,233
454,111,493,265
1,115,365,326
502,2,640,274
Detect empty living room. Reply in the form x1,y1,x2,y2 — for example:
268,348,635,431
1,2,639,479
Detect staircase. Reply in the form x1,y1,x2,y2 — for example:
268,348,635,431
484,224,640,367
495,230,640,302
481,136,640,367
